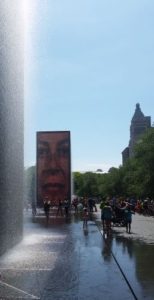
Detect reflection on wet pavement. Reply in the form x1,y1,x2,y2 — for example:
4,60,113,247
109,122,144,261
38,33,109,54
0,211,153,299
111,234,154,300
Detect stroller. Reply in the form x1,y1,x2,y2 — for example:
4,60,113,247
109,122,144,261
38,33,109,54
112,206,126,227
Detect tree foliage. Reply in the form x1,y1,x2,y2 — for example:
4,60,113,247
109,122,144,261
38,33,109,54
24,166,36,207
74,128,154,199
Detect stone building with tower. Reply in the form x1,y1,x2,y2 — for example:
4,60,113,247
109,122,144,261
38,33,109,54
122,103,151,165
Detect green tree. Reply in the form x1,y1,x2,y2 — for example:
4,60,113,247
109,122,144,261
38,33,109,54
63,129,154,200
73,172,84,196
73,171,99,197
133,128,154,197
24,166,36,208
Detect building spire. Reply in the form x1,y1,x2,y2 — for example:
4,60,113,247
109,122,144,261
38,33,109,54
132,102,144,121
136,103,140,109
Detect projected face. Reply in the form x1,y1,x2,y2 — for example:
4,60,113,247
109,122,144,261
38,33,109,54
37,132,70,206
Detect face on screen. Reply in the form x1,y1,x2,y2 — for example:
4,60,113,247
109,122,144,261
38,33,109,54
37,132,70,205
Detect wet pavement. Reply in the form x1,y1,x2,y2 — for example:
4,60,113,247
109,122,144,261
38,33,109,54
0,209,154,299
107,213,154,300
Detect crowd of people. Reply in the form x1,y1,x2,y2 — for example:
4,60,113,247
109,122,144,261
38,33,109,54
41,196,97,227
43,196,70,224
72,197,97,213
72,195,154,234
99,197,135,235
135,198,154,215
29,194,154,232
99,196,154,234
72,197,97,229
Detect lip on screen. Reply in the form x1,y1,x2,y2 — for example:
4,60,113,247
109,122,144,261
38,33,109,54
42,182,65,191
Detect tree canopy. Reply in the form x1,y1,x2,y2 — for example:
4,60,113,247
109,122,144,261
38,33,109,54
73,128,154,199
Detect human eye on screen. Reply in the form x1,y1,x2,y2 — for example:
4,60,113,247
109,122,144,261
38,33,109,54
38,147,50,158
57,145,69,158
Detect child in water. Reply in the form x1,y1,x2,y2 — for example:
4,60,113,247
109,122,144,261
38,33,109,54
124,204,135,233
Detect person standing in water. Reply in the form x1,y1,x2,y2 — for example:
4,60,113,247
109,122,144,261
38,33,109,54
124,204,135,234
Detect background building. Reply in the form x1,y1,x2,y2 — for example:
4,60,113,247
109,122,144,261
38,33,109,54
0,1,24,255
122,103,151,164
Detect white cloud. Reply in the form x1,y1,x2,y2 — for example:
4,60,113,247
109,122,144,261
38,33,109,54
72,160,119,173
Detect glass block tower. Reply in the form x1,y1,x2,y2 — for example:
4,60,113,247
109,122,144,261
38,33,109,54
0,1,24,255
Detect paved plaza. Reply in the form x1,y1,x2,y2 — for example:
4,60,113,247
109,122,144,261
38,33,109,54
0,209,154,299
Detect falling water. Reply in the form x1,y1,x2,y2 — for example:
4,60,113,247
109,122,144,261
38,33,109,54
0,1,24,256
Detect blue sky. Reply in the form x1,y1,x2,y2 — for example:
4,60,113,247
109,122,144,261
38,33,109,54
24,0,154,172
